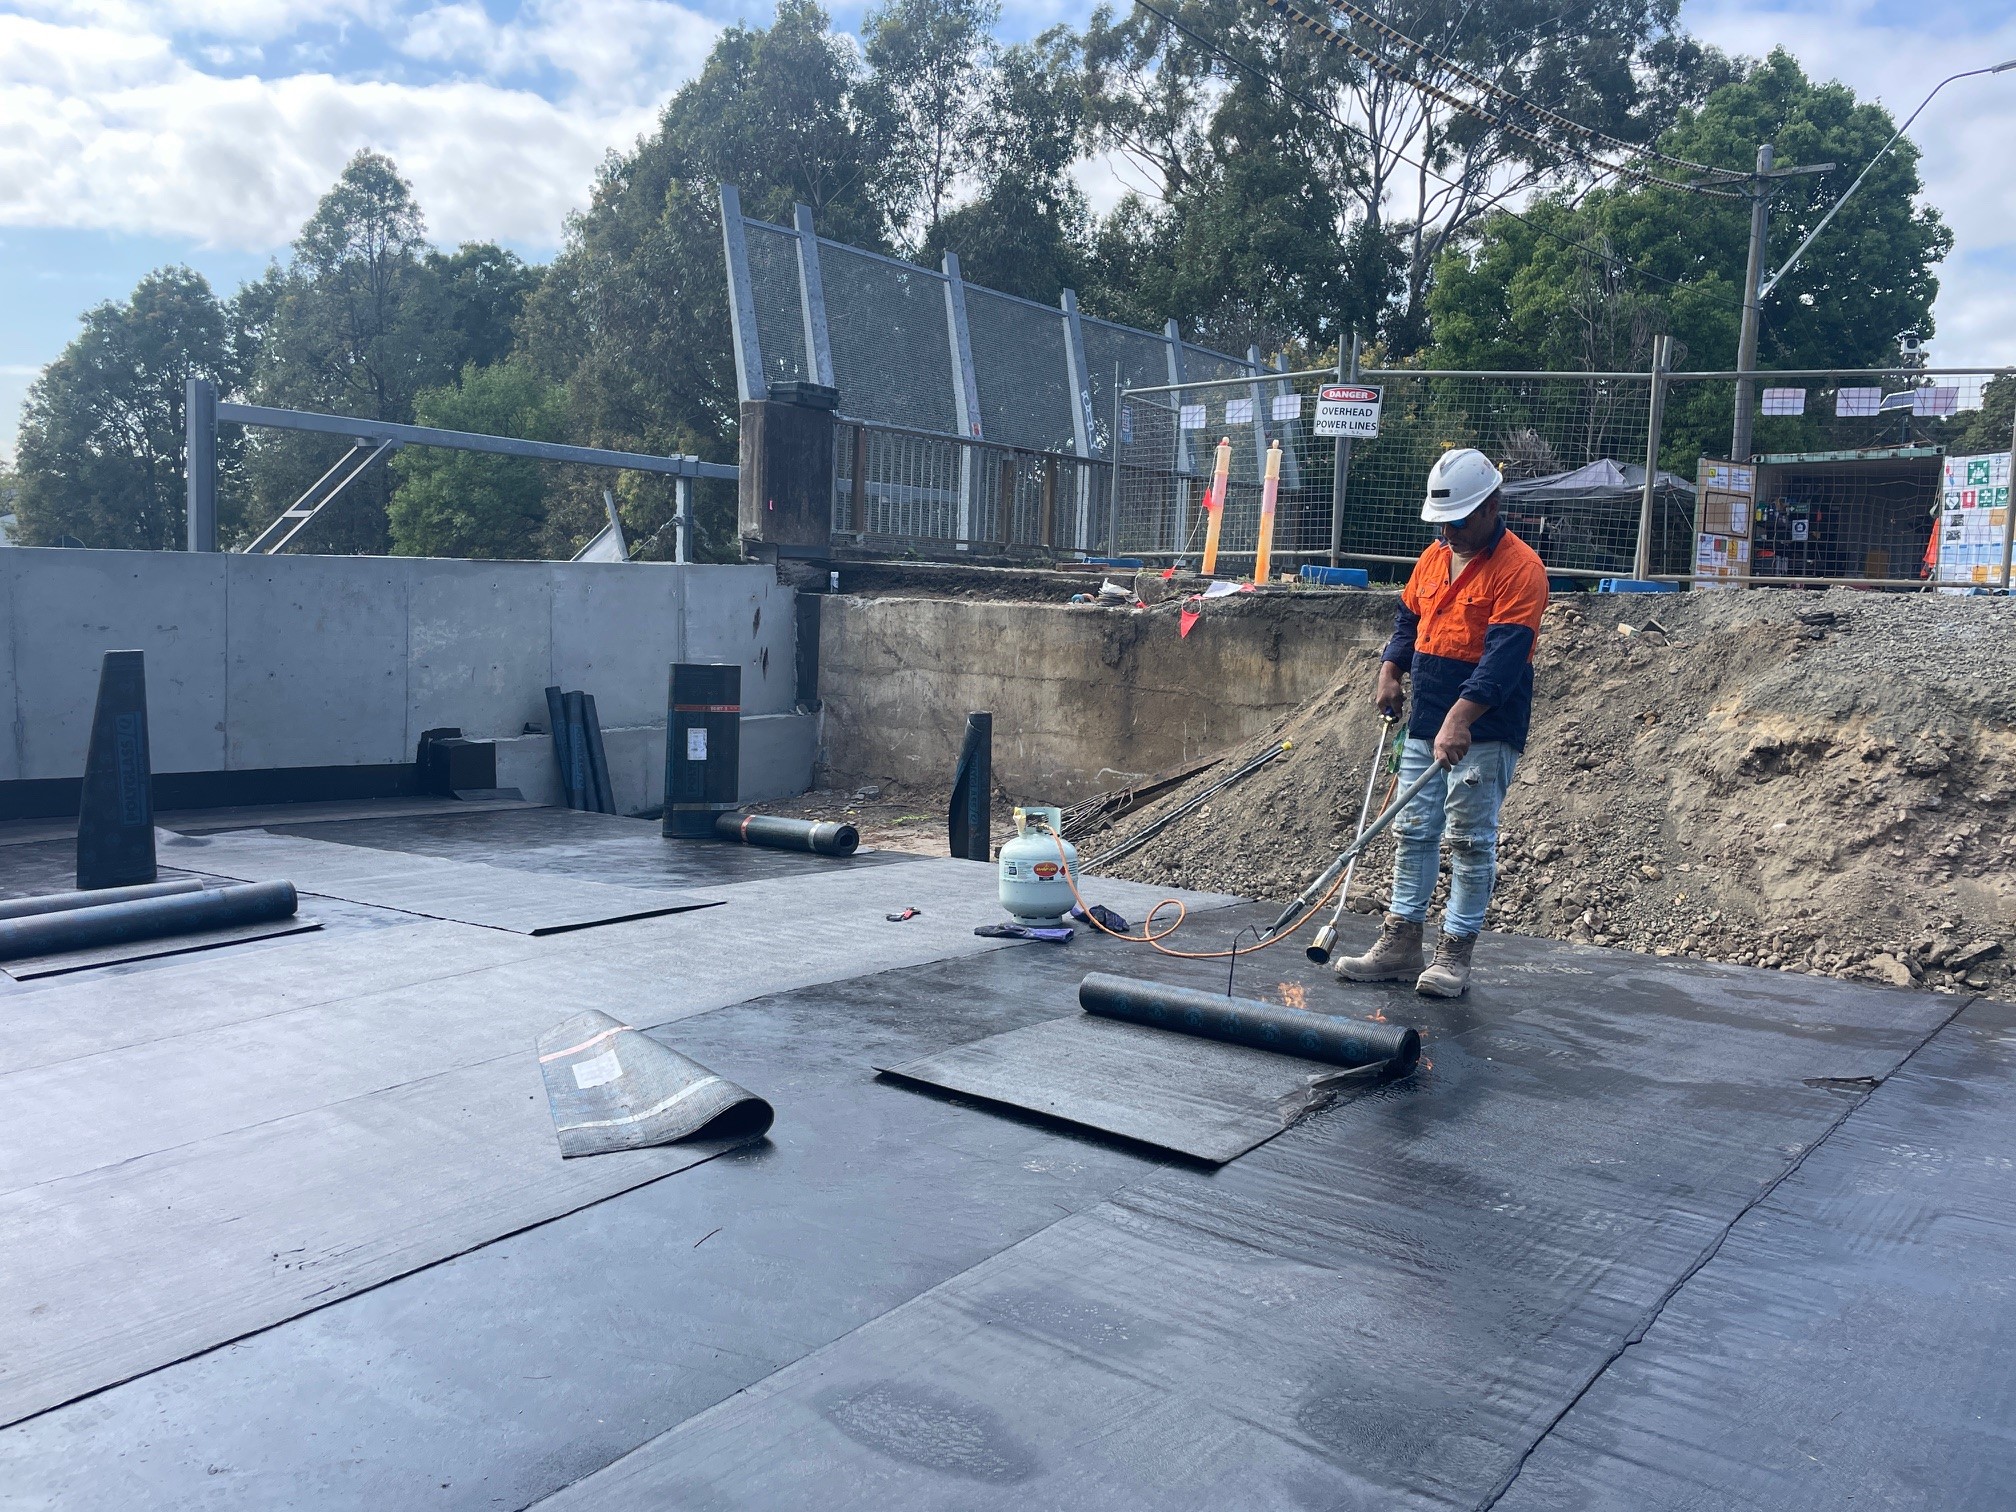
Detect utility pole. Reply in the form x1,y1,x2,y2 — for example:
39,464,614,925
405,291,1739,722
1730,145,1834,462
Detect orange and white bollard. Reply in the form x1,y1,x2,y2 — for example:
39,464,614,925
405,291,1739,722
1253,439,1282,585
1200,437,1232,578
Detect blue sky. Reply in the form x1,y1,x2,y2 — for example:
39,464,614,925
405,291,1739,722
3,0,2014,459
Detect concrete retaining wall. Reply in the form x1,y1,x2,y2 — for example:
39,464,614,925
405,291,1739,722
816,591,1394,801
0,549,813,812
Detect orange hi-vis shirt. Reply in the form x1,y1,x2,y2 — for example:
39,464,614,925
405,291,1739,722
1380,522,1550,750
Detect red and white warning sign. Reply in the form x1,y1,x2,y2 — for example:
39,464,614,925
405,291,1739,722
1314,384,1383,439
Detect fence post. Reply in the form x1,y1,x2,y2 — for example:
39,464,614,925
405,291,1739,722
791,203,836,389
1106,362,1123,555
1164,320,1190,558
941,252,983,549
1633,334,1673,582
185,376,217,553
1327,333,1360,567
718,184,767,404
1061,290,1096,552
2001,404,2016,590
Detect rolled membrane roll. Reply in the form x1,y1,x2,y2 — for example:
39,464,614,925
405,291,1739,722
1078,971,1419,1072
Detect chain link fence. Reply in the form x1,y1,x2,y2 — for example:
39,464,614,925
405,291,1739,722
1116,365,2016,587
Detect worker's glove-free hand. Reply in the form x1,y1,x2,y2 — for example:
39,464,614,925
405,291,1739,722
1374,664,1406,720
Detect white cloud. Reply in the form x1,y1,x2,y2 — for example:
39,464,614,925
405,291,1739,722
1687,0,2016,363
0,2,718,252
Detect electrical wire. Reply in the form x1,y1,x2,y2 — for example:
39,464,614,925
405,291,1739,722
1316,0,1748,183
1263,0,1747,199
1125,0,1751,315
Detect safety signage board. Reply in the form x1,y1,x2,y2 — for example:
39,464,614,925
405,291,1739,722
1314,384,1383,439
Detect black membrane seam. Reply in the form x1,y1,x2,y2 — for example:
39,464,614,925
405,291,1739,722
1477,992,1983,1511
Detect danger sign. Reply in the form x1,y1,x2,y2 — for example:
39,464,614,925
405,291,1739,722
1314,384,1383,439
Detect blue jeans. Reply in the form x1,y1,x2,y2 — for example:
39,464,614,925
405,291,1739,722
1389,737,1518,939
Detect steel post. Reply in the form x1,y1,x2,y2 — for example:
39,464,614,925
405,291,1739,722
1732,144,1775,462
2002,406,2016,590
1634,334,1673,581
185,376,217,552
1328,334,1360,567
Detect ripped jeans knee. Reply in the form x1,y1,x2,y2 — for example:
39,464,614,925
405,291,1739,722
1387,737,1518,938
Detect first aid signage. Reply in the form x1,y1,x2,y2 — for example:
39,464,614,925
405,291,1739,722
1314,384,1382,439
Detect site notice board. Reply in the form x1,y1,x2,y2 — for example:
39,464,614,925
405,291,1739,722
1936,452,2014,588
1695,460,1753,587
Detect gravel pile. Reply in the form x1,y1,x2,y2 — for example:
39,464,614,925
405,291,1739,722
1087,587,2016,998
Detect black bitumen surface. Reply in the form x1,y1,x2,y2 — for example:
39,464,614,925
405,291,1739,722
0,805,2008,1511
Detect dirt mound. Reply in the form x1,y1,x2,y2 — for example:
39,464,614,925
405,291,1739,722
1084,587,2016,997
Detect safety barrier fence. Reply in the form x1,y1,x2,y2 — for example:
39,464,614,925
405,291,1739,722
831,419,1112,556
1117,361,2016,589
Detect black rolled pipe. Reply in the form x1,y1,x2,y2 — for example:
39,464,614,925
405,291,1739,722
1078,971,1420,1073
0,878,209,922
0,880,299,963
714,813,859,856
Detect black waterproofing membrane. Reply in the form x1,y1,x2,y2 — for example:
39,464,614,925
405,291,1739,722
1494,995,2016,1511
160,830,719,934
268,808,905,888
881,1014,1379,1162
74,649,156,890
0,880,297,966
538,1010,774,1158
3,917,322,980
537,916,1969,1512
880,973,1418,1162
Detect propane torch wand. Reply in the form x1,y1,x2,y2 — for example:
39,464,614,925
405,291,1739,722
1260,751,1479,941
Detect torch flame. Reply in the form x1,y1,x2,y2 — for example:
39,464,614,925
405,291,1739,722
1277,981,1308,1009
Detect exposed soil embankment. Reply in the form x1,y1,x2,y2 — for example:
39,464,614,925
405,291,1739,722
1085,588,2016,997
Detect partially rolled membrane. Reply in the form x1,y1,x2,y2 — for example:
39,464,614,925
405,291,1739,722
536,1009,775,1158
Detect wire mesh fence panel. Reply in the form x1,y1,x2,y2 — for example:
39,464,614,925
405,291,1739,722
964,289,1080,454
1084,320,1180,457
741,221,810,391
819,245,960,435
1118,370,1659,577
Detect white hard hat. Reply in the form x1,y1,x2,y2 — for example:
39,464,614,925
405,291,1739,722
1421,448,1504,523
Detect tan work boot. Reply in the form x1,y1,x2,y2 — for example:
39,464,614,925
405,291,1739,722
1416,933,1478,998
1334,914,1425,982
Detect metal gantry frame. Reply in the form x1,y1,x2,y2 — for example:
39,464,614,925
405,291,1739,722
185,379,736,557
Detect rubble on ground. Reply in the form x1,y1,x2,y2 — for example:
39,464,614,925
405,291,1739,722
1085,587,2016,999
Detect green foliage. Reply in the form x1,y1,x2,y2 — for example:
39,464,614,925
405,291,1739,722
14,266,240,550
919,28,1089,301
240,151,541,552
520,0,887,560
1957,377,2015,457
1081,0,1727,353
1428,50,1954,469
861,0,999,245
388,363,569,559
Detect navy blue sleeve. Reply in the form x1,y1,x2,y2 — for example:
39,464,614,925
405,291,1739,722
1381,604,1419,669
1456,623,1534,708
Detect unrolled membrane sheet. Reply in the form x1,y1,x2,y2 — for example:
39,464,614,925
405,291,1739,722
159,829,719,934
539,1010,774,1157
0,1045,746,1429
878,1014,1380,1162
2,917,322,980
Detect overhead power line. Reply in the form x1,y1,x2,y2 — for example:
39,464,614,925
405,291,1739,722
1262,0,1747,199
1317,0,1747,183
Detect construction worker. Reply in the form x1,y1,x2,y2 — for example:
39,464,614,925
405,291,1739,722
1334,448,1549,997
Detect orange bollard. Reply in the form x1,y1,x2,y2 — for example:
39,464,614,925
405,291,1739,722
1200,437,1232,578
1253,439,1282,585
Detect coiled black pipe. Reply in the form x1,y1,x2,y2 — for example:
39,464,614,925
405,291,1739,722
714,814,860,857
0,878,209,922
0,880,299,962
1079,971,1419,1072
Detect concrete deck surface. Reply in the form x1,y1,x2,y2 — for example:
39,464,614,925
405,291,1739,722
0,805,2006,1511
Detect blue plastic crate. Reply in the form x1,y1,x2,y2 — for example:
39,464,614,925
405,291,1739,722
1085,556,1145,569
1597,578,1679,594
1298,566,1371,588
